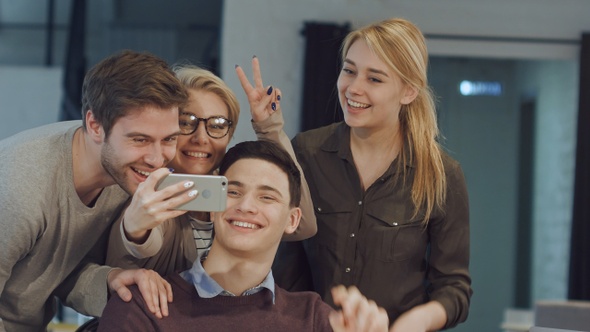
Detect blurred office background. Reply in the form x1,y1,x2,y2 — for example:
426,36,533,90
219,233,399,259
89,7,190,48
1,1,589,331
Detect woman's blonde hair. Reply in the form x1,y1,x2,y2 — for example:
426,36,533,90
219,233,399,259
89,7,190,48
341,18,446,224
173,65,240,138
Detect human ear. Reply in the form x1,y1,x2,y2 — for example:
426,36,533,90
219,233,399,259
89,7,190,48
401,84,419,105
86,110,104,144
283,207,302,235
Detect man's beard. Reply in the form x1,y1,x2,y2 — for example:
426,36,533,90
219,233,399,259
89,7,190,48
101,141,134,195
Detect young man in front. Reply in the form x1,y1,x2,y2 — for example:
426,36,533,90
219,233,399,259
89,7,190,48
99,140,389,331
0,50,196,331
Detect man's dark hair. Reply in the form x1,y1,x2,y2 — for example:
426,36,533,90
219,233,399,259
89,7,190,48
219,140,302,207
81,49,188,138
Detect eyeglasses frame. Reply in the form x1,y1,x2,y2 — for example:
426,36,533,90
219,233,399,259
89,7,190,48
179,113,233,139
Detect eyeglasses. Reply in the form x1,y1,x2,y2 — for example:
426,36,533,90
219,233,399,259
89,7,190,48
179,112,233,139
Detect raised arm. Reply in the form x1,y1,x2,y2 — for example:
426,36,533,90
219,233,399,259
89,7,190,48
235,56,317,240
121,168,195,244
107,212,166,263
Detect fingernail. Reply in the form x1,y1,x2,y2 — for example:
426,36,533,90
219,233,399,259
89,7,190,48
184,181,194,188
277,95,281,101
168,168,174,173
253,55,257,58
267,86,273,95
234,64,239,69
188,190,198,197
271,102,276,111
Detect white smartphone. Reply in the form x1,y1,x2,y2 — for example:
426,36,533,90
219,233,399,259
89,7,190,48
155,174,228,212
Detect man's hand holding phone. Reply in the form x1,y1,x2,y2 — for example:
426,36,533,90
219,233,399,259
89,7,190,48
123,168,198,243
155,173,227,212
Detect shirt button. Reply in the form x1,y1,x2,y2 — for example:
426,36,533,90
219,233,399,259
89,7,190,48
345,267,351,273
392,222,398,226
317,207,322,212
350,233,355,238
358,201,362,205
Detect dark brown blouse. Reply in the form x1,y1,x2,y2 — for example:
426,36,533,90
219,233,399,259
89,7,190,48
273,122,472,329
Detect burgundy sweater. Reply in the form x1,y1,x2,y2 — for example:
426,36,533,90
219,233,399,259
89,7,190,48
98,273,334,331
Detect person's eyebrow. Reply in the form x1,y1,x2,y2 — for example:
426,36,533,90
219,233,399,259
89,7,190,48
228,180,283,198
368,67,389,77
125,130,181,139
343,58,389,77
166,130,182,139
257,184,284,198
228,180,243,188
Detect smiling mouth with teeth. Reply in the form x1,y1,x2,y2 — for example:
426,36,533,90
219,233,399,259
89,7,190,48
347,99,370,108
231,220,260,229
185,151,209,158
132,167,151,177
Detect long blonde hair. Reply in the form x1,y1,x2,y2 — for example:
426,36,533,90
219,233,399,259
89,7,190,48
341,18,446,224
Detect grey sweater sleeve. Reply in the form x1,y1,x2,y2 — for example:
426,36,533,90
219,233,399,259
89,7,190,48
58,263,114,317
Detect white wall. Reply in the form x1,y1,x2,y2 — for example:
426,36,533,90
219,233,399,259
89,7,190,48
516,61,578,301
0,66,62,140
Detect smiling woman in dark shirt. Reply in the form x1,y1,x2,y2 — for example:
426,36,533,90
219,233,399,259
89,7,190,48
273,17,472,332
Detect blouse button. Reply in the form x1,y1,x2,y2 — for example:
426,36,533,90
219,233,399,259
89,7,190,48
317,207,322,212
358,201,362,205
350,233,355,238
392,222,398,226
345,267,351,273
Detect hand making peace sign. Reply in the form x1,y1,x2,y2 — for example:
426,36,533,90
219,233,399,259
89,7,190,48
235,55,282,123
